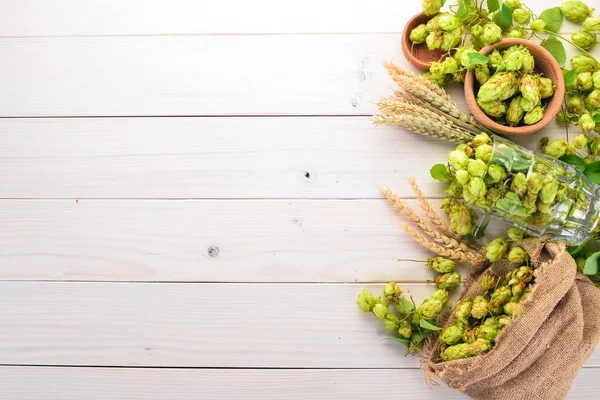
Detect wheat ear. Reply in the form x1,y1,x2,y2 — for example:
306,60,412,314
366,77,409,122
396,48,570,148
407,177,455,238
400,223,475,264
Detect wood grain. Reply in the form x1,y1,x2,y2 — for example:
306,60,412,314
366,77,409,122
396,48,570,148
0,282,597,368
0,117,564,199
0,366,595,399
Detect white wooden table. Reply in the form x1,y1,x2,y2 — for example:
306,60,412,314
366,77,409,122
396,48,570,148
0,1,598,398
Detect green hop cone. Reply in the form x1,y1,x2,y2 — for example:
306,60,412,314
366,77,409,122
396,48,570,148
483,317,498,327
507,28,527,39
584,156,596,165
441,197,457,214
585,90,600,110
520,74,540,112
510,172,528,196
507,247,528,264
488,49,504,70
472,132,491,147
520,286,532,302
456,143,474,157
448,149,469,170
426,31,443,51
471,296,489,319
512,281,525,298
483,23,502,44
574,134,590,150
538,77,554,98
491,285,512,305
357,289,376,312
481,272,500,292
578,72,594,91
477,99,507,118
487,163,508,183
443,343,475,361
435,272,461,290
503,46,526,72
398,321,412,339
438,14,459,31
475,64,491,86
372,303,388,320
486,237,508,262
504,302,526,318
560,0,592,23
523,54,535,72
468,159,487,178
584,16,600,32
591,137,600,156
383,313,401,332
409,24,428,44
593,71,600,89
472,25,484,38
478,325,499,342
571,55,598,73
479,72,519,103
507,227,525,241
513,8,531,25
417,299,444,319
454,299,473,321
450,203,474,236
579,112,596,132
539,180,559,204
395,297,415,315
506,96,525,126
537,200,553,214
441,324,466,345
430,289,449,304
463,329,479,344
505,0,522,10
383,281,403,302
544,139,569,159
422,0,443,16
531,19,546,32
375,296,390,307
455,169,470,185
423,71,450,86
572,30,597,50
445,182,463,198
475,144,492,162
441,57,459,75
441,28,463,52
497,315,513,328
426,14,442,31
468,177,487,201
427,257,455,273
472,338,492,355
515,266,534,283
568,95,586,114
523,106,544,125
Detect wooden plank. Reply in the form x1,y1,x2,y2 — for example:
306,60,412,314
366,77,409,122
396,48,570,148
0,0,421,36
0,0,580,36
0,366,596,399
0,198,451,282
0,117,564,199
0,282,597,368
0,198,525,282
1,33,592,117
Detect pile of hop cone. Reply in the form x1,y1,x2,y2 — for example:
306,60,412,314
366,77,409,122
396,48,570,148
440,255,534,361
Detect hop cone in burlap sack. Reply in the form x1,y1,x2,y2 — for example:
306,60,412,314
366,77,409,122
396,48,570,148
422,239,600,400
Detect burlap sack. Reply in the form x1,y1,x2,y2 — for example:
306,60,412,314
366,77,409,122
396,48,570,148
422,239,600,400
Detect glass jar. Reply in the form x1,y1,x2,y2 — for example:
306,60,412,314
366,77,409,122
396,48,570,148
468,136,600,245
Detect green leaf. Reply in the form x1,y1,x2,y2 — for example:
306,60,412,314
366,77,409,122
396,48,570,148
487,0,500,13
569,240,589,257
468,52,490,65
584,161,600,184
419,319,442,331
568,114,580,123
593,113,600,123
457,1,471,21
559,154,586,171
395,298,415,315
538,7,563,33
410,331,425,344
494,4,513,31
430,164,449,181
540,36,566,68
383,337,410,347
563,70,577,87
583,251,600,275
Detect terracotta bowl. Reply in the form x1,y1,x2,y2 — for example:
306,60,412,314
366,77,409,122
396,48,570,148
401,13,448,71
464,38,565,136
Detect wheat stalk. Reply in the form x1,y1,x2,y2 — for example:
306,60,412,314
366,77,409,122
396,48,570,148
373,112,475,143
400,223,475,264
407,177,455,239
383,62,490,134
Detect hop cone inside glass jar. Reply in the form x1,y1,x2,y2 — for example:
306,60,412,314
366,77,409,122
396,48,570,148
434,134,600,245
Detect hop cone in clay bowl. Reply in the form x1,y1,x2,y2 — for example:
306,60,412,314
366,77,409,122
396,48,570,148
465,39,565,136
